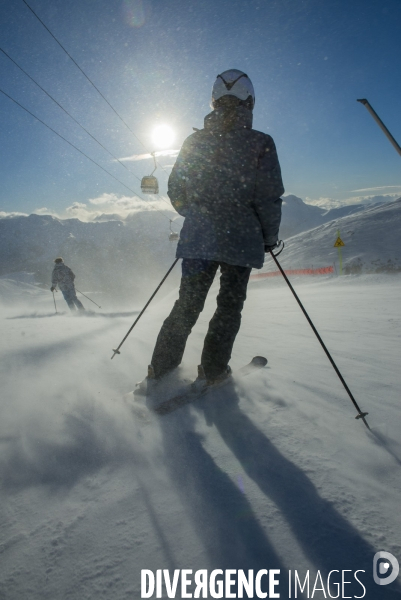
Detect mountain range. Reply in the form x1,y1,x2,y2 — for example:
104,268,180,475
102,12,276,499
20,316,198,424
0,195,400,299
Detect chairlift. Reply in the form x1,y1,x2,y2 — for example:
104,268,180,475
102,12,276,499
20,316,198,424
169,220,179,242
141,152,159,194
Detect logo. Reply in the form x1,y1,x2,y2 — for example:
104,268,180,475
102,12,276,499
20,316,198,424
373,552,399,586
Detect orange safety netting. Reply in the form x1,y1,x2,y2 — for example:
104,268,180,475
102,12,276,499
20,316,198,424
250,266,334,280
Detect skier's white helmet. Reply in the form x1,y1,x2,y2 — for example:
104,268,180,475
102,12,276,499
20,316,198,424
212,69,255,109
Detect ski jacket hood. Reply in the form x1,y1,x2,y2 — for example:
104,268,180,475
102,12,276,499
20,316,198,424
204,105,253,134
168,105,284,269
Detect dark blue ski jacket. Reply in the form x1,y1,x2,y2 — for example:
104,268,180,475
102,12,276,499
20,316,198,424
167,105,284,269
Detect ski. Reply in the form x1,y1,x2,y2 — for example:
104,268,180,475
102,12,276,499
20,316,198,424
152,356,267,416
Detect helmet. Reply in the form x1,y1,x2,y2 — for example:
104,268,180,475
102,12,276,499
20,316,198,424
54,257,63,263
212,69,255,109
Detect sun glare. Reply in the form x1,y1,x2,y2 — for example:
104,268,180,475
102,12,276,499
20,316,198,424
152,124,175,149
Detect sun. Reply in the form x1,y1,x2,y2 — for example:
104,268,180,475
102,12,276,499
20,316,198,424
152,124,175,149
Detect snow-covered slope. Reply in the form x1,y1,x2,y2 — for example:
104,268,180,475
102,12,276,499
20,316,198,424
0,277,45,306
0,268,401,599
270,197,401,274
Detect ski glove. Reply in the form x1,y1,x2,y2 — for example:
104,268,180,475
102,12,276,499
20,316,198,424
50,286,56,292
265,242,279,253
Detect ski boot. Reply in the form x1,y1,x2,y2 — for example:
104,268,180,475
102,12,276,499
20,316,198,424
191,364,232,393
133,365,158,397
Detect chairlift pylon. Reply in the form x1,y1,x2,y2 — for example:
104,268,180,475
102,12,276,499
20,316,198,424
141,152,159,194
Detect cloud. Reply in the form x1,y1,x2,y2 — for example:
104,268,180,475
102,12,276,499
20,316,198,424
304,193,400,209
88,193,136,207
35,207,59,217
117,149,179,162
0,211,29,218
13,185,399,225
87,192,173,214
304,197,340,208
350,186,401,193
30,194,175,222
66,202,87,212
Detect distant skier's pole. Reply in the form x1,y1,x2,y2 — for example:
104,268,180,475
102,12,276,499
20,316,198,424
270,249,370,429
111,258,179,359
52,290,58,314
357,99,401,157
75,288,101,309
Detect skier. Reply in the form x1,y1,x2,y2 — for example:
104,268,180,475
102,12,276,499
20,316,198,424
137,69,284,394
50,258,85,312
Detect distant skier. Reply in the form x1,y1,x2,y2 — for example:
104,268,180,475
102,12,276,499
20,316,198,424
137,69,284,393
50,258,85,312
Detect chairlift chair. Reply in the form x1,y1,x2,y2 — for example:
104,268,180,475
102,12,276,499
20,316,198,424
141,175,159,194
169,220,179,242
141,152,159,194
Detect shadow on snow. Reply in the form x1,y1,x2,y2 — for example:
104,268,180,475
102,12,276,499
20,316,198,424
159,384,401,600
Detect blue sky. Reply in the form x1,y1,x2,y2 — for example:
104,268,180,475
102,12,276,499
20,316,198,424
1,0,401,219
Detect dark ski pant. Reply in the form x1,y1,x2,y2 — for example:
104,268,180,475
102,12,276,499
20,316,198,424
61,288,85,311
151,259,252,380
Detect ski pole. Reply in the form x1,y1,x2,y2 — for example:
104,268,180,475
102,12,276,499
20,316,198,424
111,258,179,359
75,288,101,308
52,290,58,314
269,248,370,429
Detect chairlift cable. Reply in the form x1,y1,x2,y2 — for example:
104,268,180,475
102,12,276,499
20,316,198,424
21,0,170,177
0,46,174,213
0,47,143,183
9,1,177,227
0,87,174,223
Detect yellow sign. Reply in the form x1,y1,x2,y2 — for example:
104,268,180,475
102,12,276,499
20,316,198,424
334,237,345,248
